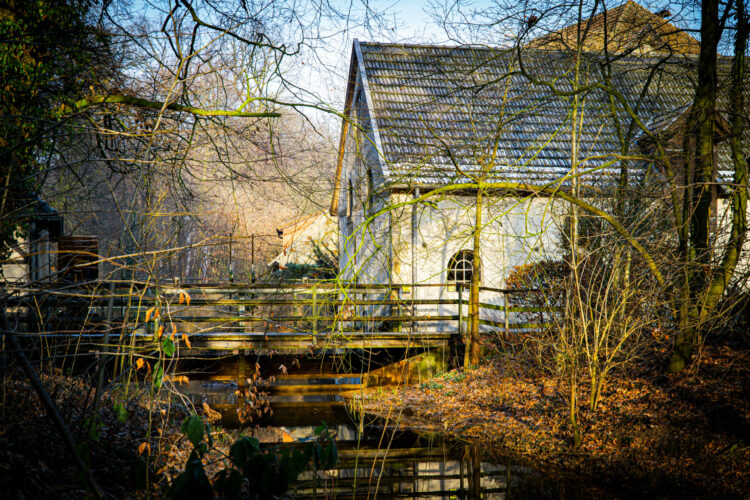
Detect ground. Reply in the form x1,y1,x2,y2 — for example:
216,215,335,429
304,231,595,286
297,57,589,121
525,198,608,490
0,370,233,499
357,345,750,498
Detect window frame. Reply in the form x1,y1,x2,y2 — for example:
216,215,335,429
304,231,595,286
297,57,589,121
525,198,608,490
447,249,479,290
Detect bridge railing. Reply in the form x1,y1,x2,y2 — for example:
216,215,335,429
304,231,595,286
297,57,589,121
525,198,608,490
2,280,560,351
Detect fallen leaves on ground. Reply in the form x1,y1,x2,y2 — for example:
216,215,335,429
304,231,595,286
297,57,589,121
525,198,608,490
356,345,750,499
0,370,235,499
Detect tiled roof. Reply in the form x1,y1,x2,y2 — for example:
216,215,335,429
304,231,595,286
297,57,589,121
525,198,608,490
355,42,737,189
527,1,701,55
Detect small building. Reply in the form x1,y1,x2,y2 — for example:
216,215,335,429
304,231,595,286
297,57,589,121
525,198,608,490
270,211,337,269
1,198,99,286
2,198,64,285
330,3,749,326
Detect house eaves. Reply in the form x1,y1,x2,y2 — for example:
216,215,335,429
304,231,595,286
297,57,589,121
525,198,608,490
329,40,390,216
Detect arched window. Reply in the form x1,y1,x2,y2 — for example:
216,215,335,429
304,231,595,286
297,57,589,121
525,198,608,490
447,250,478,288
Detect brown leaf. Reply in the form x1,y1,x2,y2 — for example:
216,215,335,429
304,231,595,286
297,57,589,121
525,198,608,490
138,442,150,456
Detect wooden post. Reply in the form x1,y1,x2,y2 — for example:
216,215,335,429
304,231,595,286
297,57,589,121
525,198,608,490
449,285,463,369
504,291,509,338
238,290,246,332
250,233,255,283
457,285,463,335
312,285,318,337
237,354,246,408
397,287,403,332
471,446,481,498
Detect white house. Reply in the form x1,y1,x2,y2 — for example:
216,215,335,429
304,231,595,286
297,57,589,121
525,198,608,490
270,211,337,268
330,3,749,328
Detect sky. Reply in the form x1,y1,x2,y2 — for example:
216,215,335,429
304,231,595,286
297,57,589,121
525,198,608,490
285,0,498,127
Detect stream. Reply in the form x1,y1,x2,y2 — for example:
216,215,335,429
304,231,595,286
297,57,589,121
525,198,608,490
176,353,603,499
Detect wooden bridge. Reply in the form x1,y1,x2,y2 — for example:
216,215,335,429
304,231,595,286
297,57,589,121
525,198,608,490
2,281,557,356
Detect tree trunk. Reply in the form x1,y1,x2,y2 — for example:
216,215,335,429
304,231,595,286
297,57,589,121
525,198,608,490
467,186,483,368
669,0,721,372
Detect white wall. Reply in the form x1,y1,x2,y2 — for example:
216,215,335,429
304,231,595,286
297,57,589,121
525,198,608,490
1,239,28,285
389,192,563,330
715,198,750,290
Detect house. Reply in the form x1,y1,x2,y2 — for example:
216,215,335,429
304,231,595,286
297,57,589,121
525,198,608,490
270,211,337,270
1,198,100,286
1,198,64,285
330,3,749,327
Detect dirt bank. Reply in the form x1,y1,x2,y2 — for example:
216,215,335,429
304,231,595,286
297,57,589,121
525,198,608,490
356,346,750,498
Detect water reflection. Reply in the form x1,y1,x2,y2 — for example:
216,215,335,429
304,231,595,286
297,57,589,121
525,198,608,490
178,356,601,499
256,425,546,499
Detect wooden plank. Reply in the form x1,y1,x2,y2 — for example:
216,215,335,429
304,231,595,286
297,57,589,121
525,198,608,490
145,298,458,307
478,303,562,312
479,319,553,329
148,331,454,350
162,314,459,323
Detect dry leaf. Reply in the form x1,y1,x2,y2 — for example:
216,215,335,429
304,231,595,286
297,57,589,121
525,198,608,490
157,325,165,339
182,334,191,348
145,307,155,322
138,442,150,456
282,429,294,443
279,364,287,375
183,291,191,306
136,358,144,370
178,291,185,304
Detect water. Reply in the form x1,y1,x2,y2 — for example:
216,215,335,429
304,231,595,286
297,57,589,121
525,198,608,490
177,354,602,499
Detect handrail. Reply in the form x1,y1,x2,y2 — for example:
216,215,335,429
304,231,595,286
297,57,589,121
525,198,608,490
3,280,558,343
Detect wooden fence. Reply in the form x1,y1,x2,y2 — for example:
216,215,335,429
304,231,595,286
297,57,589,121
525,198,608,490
1,281,559,352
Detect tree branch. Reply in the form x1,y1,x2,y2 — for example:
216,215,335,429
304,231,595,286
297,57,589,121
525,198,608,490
73,95,281,118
